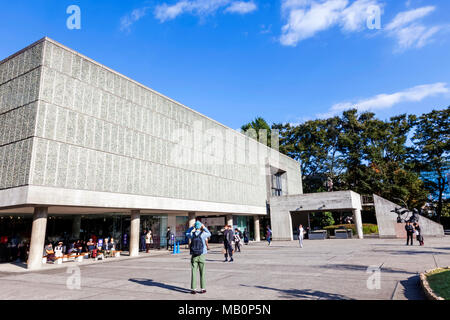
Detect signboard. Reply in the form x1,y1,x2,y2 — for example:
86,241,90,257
203,217,225,227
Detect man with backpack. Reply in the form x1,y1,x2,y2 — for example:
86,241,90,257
186,221,211,295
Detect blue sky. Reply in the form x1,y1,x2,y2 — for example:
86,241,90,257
1,0,449,129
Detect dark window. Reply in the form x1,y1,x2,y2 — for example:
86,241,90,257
272,172,283,196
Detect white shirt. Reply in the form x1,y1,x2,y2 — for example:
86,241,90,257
298,227,304,239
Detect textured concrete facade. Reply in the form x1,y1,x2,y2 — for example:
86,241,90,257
0,37,302,215
0,41,42,190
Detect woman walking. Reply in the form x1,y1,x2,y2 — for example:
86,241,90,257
234,228,241,252
413,222,424,246
298,224,304,248
145,229,153,253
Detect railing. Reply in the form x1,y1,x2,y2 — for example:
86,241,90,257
361,195,374,206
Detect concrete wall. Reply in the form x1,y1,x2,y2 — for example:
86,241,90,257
269,191,362,241
373,194,444,238
0,37,302,214
0,42,43,190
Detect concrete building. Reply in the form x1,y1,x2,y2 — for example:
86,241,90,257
0,37,303,269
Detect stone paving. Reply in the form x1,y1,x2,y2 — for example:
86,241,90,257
1,237,449,300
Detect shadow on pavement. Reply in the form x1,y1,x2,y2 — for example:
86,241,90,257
129,278,191,294
319,264,416,275
374,250,448,256
241,284,352,300
400,275,426,300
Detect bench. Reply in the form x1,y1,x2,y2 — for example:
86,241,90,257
54,256,64,264
309,230,328,240
335,229,353,239
111,250,122,258
95,253,105,261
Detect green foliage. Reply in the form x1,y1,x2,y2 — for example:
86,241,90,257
324,224,379,236
410,107,450,221
310,212,335,229
241,117,273,146
269,107,449,220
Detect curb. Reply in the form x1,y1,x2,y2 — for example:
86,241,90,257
420,267,449,300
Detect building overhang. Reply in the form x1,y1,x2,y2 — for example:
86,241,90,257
0,186,266,216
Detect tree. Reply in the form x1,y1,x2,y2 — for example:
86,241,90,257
241,117,272,146
411,107,450,222
273,117,344,193
311,212,335,229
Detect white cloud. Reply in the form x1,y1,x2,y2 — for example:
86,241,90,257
280,0,383,46
317,83,449,118
225,1,257,14
385,6,435,31
154,0,257,22
385,6,443,51
120,7,150,32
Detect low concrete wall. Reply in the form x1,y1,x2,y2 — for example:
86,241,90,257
374,194,444,238
270,191,363,241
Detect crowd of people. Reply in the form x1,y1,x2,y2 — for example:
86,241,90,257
0,235,29,263
43,236,118,262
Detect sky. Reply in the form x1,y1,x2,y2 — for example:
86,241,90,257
0,0,449,129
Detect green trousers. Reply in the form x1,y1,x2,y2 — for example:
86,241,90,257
191,254,206,290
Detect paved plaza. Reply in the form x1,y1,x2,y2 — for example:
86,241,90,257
1,237,449,300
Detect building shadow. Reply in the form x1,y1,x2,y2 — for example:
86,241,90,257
399,275,426,300
129,278,191,294
240,284,352,300
374,249,448,256
318,264,416,275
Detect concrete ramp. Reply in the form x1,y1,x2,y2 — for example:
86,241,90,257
373,195,444,238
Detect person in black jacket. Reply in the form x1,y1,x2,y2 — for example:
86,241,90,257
405,222,414,246
413,222,424,246
223,225,234,262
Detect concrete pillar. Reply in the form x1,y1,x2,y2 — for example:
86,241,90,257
226,215,233,227
27,207,48,270
130,210,140,257
188,212,196,228
254,216,261,241
72,215,81,239
352,209,364,239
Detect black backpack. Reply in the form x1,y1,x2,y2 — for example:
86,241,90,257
190,231,204,256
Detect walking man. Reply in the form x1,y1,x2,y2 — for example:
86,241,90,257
243,228,249,245
298,224,304,248
223,225,234,262
405,222,414,246
266,226,272,246
166,227,174,251
186,221,211,294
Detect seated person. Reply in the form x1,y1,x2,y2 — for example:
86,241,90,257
54,242,64,258
67,242,78,255
103,238,111,256
109,238,116,251
86,239,95,252
44,243,55,262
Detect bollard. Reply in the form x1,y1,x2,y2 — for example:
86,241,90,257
176,242,180,254
172,242,176,255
